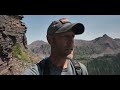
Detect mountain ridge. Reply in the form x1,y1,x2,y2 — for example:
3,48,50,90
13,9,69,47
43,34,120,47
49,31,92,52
28,34,120,58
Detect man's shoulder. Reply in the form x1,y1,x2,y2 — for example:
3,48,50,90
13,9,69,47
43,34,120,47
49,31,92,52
22,57,48,75
78,62,88,75
22,64,39,75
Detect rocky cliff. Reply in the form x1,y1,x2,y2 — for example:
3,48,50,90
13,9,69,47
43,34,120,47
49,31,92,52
0,15,30,75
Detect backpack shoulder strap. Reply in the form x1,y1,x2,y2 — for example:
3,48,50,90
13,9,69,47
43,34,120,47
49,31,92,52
71,60,88,75
71,59,83,75
37,57,50,75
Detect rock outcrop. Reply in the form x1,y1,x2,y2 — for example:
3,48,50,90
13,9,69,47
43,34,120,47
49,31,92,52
0,15,27,67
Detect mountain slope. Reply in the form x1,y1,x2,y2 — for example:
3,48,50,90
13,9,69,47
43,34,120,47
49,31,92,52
28,40,50,55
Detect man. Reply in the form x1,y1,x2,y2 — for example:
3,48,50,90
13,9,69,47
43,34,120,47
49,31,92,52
23,18,88,75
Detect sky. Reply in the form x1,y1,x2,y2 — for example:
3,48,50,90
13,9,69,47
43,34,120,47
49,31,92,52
22,15,120,44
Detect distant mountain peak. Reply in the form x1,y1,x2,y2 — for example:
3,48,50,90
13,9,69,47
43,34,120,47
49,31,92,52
94,34,113,43
29,40,47,46
103,34,109,37
102,34,112,39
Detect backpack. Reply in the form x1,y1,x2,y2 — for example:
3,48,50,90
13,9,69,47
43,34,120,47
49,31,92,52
37,58,87,75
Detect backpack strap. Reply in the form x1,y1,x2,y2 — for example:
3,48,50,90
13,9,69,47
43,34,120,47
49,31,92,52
43,58,50,75
37,57,50,75
70,60,83,75
71,60,88,75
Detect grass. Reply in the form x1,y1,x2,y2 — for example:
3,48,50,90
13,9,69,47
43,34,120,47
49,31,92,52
12,43,30,61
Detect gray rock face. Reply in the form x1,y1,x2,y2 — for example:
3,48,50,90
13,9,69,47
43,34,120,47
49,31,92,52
0,15,27,62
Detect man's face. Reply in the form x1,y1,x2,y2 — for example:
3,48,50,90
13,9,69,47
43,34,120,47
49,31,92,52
52,31,75,59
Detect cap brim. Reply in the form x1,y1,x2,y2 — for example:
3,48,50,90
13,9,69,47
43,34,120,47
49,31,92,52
71,23,85,35
55,23,85,35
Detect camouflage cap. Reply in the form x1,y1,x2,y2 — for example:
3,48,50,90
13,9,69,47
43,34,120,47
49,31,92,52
47,18,85,36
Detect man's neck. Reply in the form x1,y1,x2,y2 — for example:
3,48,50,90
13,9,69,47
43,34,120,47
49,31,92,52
49,55,68,69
